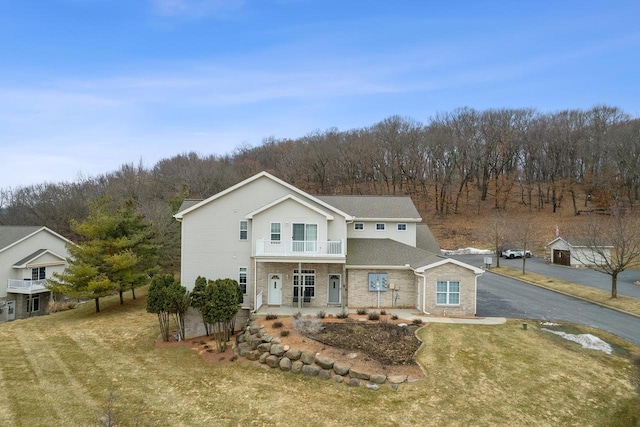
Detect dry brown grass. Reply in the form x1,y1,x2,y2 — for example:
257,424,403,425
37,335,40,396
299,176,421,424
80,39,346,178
1,288,640,426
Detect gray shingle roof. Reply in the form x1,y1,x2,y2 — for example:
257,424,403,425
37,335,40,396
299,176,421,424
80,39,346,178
416,224,441,254
0,226,42,251
346,238,443,269
13,249,49,267
316,195,421,220
176,199,203,215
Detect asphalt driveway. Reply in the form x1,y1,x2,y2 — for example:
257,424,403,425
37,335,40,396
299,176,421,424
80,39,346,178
453,254,640,298
476,270,640,346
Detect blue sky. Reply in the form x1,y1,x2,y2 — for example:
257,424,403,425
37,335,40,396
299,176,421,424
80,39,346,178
1,0,638,188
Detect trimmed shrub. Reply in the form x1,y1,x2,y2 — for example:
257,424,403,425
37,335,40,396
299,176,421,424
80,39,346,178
356,308,368,315
272,321,283,329
380,309,387,315
292,311,302,320
280,330,290,337
368,311,380,321
336,312,349,319
265,313,278,320
316,310,326,319
391,314,399,320
412,318,424,325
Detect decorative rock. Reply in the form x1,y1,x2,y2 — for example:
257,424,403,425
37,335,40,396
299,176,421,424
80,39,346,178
318,369,332,380
260,334,274,343
237,333,246,343
300,351,315,365
265,355,279,368
270,344,285,356
315,356,334,370
347,353,358,359
257,343,271,352
388,375,407,384
332,362,350,376
237,342,250,357
302,364,321,377
250,338,261,350
249,325,260,334
259,352,270,364
407,376,420,383
366,383,380,391
246,350,262,361
271,338,281,344
279,357,292,371
283,344,289,351
257,330,265,338
291,360,304,374
369,374,386,384
333,375,344,383
347,378,360,387
285,348,301,360
390,384,399,391
348,368,370,380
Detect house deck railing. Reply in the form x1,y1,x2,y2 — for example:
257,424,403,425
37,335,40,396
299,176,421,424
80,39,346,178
7,279,49,294
255,240,344,257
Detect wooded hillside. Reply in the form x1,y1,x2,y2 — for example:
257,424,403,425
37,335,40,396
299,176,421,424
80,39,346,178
1,105,638,270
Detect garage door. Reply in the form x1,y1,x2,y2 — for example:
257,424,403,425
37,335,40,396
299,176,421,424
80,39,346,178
553,249,571,266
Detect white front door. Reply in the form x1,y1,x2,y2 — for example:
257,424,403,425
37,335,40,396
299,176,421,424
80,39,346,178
268,274,282,305
7,301,15,321
328,275,340,304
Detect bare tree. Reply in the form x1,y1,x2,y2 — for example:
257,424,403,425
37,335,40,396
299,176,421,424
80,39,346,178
508,215,539,274
484,210,509,268
572,207,640,298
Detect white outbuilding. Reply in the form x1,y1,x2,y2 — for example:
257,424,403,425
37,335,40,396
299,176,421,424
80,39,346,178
548,236,612,267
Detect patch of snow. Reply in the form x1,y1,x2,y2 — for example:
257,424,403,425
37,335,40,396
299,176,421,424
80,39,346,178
542,328,612,354
540,322,561,326
441,247,494,256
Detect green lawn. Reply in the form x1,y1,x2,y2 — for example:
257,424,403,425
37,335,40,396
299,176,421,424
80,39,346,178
1,289,639,426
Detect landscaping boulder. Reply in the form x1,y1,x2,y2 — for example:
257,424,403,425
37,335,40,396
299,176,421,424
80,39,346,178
260,334,274,343
333,375,344,383
237,342,250,357
388,375,407,384
348,368,370,380
332,362,350,376
366,383,380,391
315,356,334,370
318,369,332,380
300,351,315,365
265,355,280,368
249,325,260,334
257,343,271,352
347,378,360,387
302,364,321,377
285,348,301,360
270,344,285,356
259,352,269,364
246,350,262,361
279,357,292,371
291,360,304,374
369,374,386,384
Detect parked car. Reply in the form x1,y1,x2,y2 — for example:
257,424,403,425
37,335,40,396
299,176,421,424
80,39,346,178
501,248,532,259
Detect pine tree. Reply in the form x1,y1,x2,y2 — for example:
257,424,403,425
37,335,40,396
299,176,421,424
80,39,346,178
48,196,159,312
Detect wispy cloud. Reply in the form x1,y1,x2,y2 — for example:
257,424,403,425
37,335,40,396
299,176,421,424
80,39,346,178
150,0,245,18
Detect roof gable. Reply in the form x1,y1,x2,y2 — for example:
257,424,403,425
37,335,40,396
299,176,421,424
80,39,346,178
174,171,353,220
13,249,67,268
246,194,335,220
0,226,73,254
548,236,613,248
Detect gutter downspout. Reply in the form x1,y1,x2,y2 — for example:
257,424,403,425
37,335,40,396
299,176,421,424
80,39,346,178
413,269,430,315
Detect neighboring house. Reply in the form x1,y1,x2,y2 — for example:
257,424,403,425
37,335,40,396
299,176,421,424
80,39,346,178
0,226,73,322
548,236,612,267
175,171,483,338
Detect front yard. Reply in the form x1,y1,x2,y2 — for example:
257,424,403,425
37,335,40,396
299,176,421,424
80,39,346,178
0,288,639,426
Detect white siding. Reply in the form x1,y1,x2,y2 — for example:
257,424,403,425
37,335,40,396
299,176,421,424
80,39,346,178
346,220,416,246
0,230,70,299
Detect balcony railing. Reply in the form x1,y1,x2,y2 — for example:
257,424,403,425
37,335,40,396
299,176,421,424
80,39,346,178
7,279,49,294
255,239,344,257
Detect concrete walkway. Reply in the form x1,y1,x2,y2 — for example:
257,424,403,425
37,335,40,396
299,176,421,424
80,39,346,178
254,305,506,325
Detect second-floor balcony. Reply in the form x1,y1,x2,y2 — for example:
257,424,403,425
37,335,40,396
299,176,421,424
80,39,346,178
7,279,50,294
255,239,344,258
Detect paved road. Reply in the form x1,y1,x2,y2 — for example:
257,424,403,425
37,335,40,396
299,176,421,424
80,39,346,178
453,254,640,298
477,270,640,346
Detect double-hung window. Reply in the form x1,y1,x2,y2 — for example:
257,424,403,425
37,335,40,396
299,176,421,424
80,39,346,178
436,281,460,305
397,223,407,231
238,267,248,295
354,223,364,231
270,222,281,243
239,220,248,241
31,267,45,281
375,223,386,231
28,295,40,313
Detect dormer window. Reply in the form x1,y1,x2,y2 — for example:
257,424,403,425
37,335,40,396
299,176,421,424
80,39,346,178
375,223,386,231
354,223,364,231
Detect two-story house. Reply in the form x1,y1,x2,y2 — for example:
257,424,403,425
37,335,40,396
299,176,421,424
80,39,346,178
0,226,73,322
175,171,483,338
